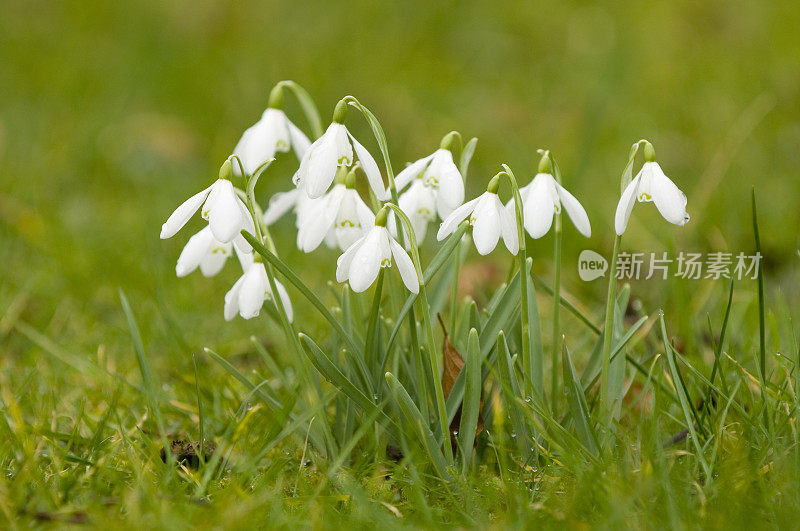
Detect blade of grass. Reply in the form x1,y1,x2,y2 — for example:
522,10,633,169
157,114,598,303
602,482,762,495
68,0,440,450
459,328,481,473
562,341,599,455
659,312,711,479
299,333,398,433
119,289,168,459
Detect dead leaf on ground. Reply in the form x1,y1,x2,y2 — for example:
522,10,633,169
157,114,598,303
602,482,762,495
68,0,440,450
438,314,484,451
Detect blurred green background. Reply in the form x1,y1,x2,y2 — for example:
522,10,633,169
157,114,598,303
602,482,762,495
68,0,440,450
2,0,799,364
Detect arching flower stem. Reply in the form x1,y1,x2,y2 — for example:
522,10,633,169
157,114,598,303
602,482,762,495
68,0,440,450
599,139,647,438
497,165,535,402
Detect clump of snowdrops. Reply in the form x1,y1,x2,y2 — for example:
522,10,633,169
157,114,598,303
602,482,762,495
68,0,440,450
159,80,771,487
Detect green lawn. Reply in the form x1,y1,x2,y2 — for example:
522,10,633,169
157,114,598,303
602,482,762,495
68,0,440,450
2,0,800,527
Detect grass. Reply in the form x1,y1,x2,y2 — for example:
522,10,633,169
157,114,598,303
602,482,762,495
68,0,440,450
2,0,800,527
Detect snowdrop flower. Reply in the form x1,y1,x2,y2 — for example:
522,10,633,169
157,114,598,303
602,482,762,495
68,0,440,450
232,85,311,176
297,167,375,252
393,133,465,219
160,160,256,252
389,179,438,244
336,208,419,294
511,153,591,239
293,100,387,201
262,188,310,227
175,226,254,277
614,143,690,235
437,180,518,255
224,259,293,322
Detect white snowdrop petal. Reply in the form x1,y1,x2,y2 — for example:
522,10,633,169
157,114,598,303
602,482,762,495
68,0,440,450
433,153,464,215
336,226,364,251
175,227,214,277
499,200,519,255
266,109,291,153
263,189,301,226
199,244,230,277
160,185,212,239
348,132,387,201
234,243,254,271
336,237,363,283
648,163,690,226
614,173,642,236
299,186,344,252
471,195,502,255
556,183,592,238
292,138,316,187
393,154,434,192
305,127,340,198
347,227,383,292
238,263,269,319
389,238,419,294
223,275,245,321
236,126,276,176
227,202,253,255
333,124,353,166
207,180,244,243
522,175,556,239
437,197,479,240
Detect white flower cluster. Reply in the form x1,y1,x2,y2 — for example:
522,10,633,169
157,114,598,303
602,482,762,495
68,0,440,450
160,83,690,324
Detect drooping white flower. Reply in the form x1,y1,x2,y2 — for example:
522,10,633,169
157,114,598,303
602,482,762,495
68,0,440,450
614,159,689,236
224,261,293,322
297,183,375,253
388,179,437,245
262,188,310,228
437,191,518,255
160,174,255,252
233,108,311,176
292,103,387,200
336,216,419,294
175,226,255,277
394,146,464,219
510,172,591,239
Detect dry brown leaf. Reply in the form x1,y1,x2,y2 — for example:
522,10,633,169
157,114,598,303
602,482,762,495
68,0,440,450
437,314,484,450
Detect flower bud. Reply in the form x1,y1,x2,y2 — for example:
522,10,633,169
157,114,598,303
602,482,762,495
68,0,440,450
375,205,389,227
644,141,656,162
219,157,234,181
538,151,552,174
332,99,349,124
345,164,360,189
487,173,502,194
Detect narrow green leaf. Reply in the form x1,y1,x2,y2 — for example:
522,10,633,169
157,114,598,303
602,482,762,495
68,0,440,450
459,137,478,179
299,333,398,432
386,222,469,351
119,289,166,440
562,342,599,454
659,313,711,478
459,328,481,473
494,332,531,454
